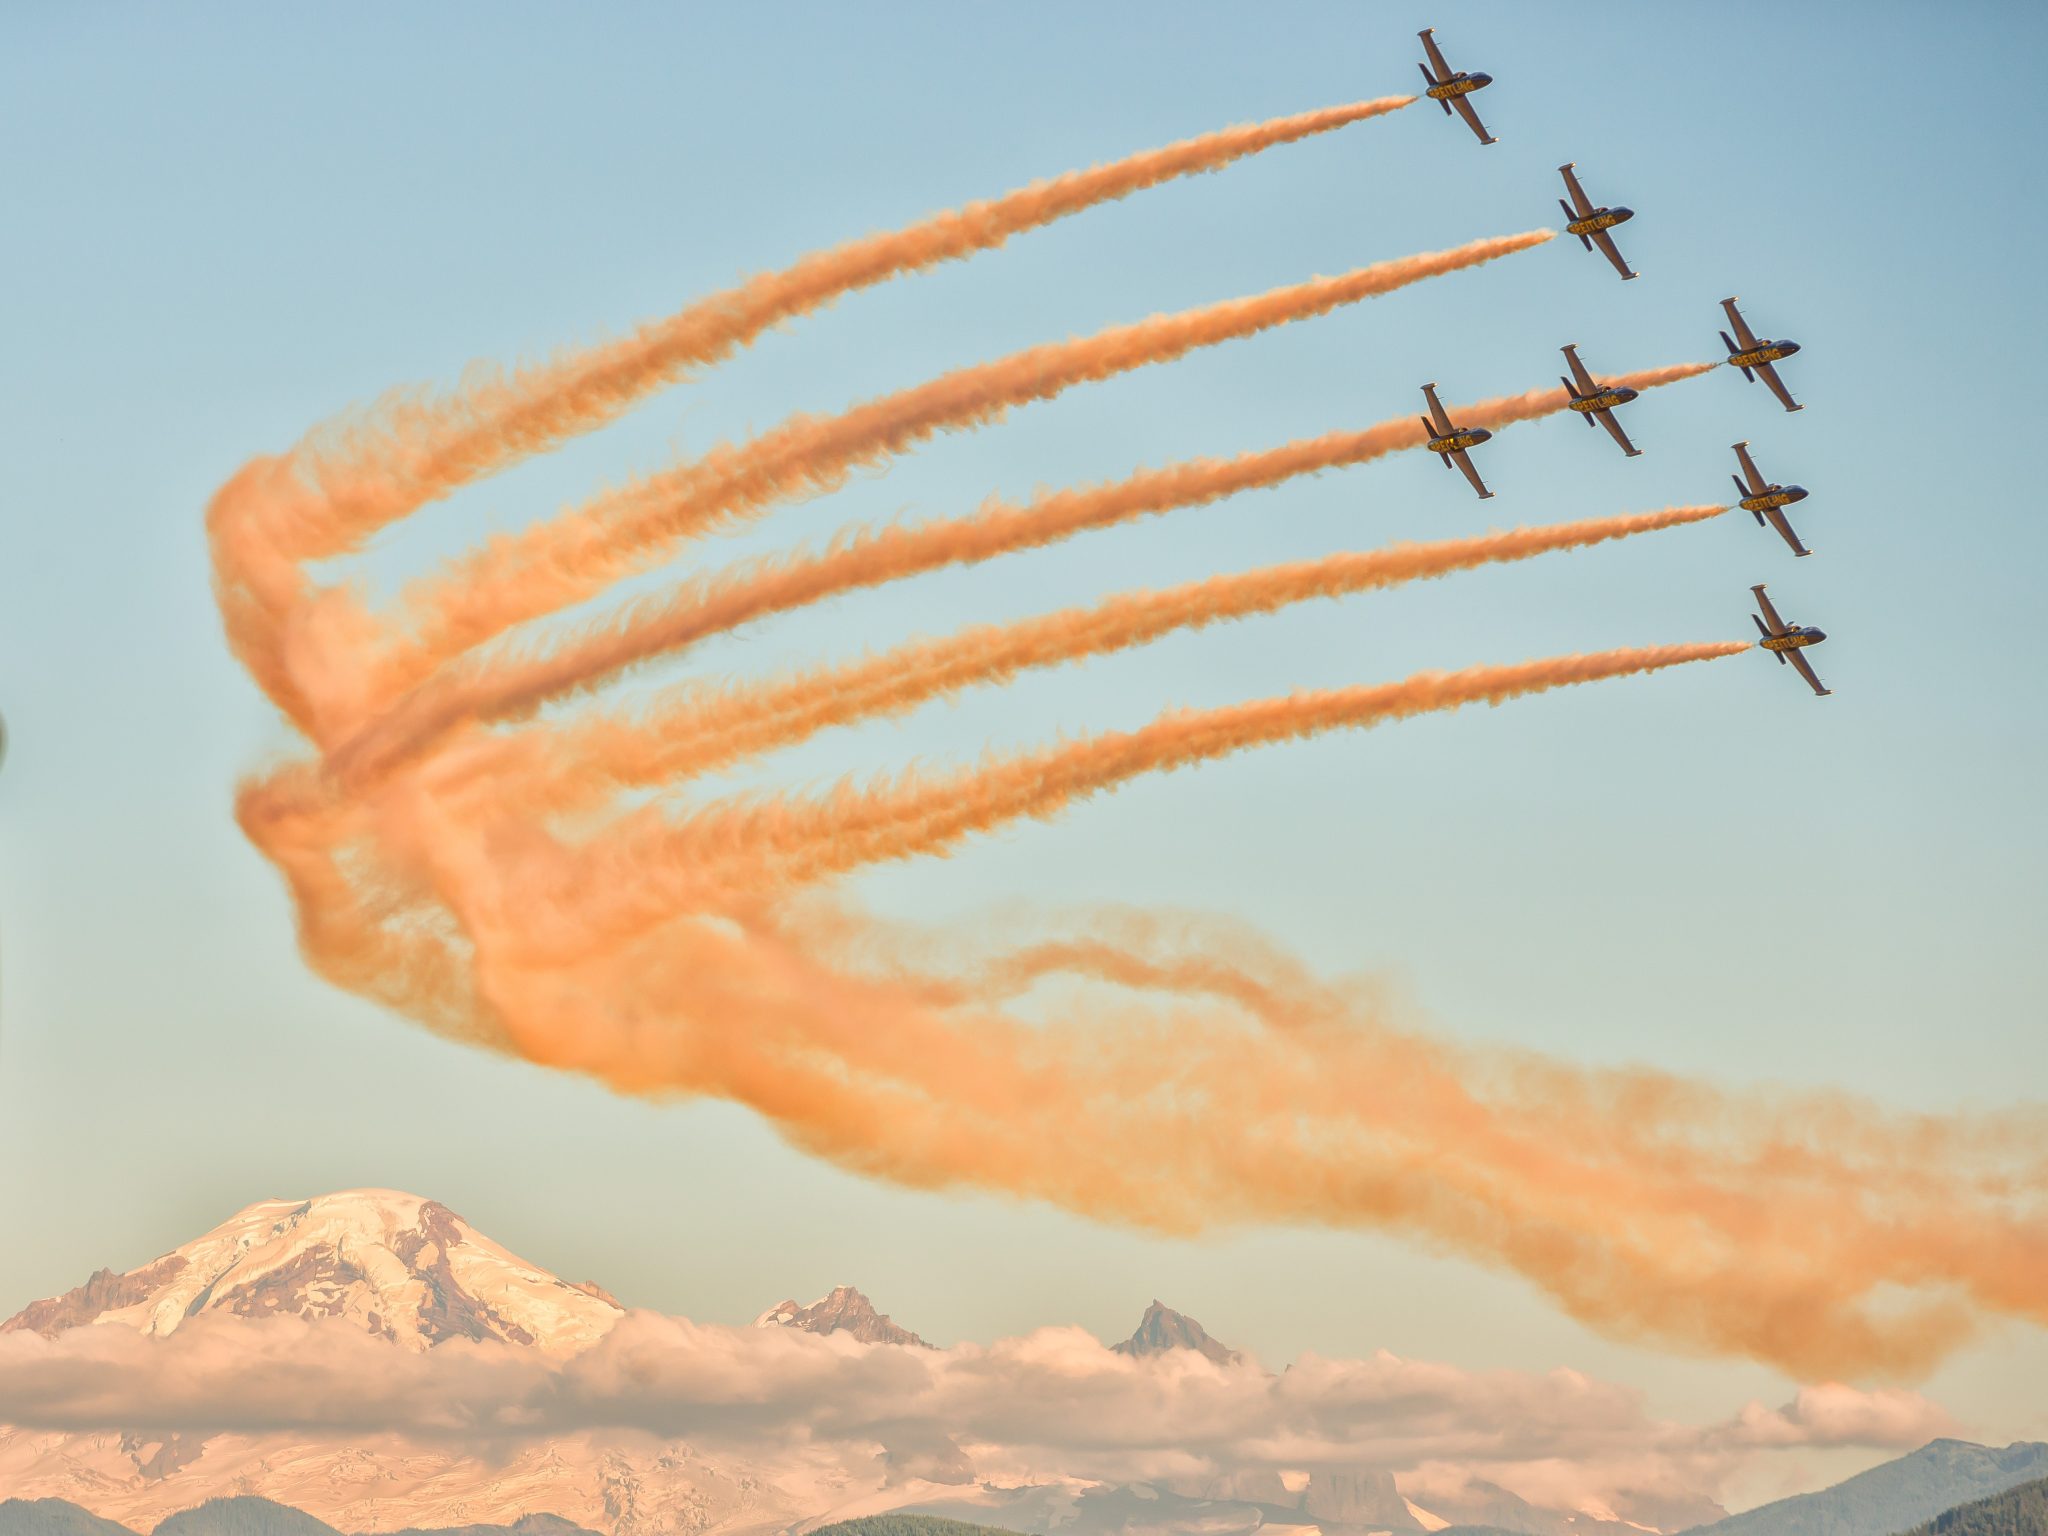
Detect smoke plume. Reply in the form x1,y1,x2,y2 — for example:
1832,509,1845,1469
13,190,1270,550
202,103,2048,1384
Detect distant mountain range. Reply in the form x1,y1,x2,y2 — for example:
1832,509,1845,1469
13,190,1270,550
0,1190,2037,1536
1678,1440,2048,1536
0,1500,601,1536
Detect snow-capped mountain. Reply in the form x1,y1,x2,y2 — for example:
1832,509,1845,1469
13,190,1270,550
754,1286,931,1348
1,1190,622,1355
0,1192,834,1536
0,1192,1737,1536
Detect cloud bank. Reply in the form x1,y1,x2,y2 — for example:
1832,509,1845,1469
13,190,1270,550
0,1312,1955,1514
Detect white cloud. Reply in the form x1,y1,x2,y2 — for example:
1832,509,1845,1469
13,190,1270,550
0,1313,1954,1519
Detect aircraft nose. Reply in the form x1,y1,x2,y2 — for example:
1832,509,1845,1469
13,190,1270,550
1470,428,1492,444
1786,485,1808,501
1611,206,1635,223
1471,72,1493,86
1781,340,1802,356
1809,629,1827,643
1616,388,1638,403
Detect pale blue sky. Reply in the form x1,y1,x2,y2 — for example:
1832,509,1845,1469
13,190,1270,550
2,0,2043,1496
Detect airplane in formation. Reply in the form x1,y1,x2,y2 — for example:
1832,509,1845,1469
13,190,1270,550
1556,164,1636,280
1417,28,1495,145
1751,583,1830,696
1732,441,1812,557
1419,383,1494,498
1559,344,1642,457
1720,297,1804,412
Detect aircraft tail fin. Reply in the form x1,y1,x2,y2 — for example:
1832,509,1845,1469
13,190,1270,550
1752,613,1773,640
1720,330,1757,381
1735,473,1757,504
1559,374,1581,401
1559,201,1591,247
1419,414,1439,440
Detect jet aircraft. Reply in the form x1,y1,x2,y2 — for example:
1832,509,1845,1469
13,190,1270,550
1419,383,1494,499
1557,164,1636,280
1720,297,1804,412
1418,29,1496,145
1751,583,1830,696
1732,441,1811,557
1559,344,1642,457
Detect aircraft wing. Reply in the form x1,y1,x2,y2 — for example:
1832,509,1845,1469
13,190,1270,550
1751,583,1787,635
1595,408,1641,458
1764,508,1811,557
1755,360,1803,412
1558,163,1595,218
1419,28,1453,81
1421,382,1454,435
1561,345,1597,396
1590,227,1636,280
1721,297,1760,351
1787,648,1831,696
1733,441,1767,495
1450,448,1494,499
1451,93,1496,145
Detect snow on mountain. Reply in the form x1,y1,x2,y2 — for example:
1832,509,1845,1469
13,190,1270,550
754,1285,931,1347
0,1190,621,1356
1110,1300,1241,1366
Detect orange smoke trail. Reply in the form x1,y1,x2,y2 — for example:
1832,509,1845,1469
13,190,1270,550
332,357,1707,786
200,89,2048,1381
454,879,2046,1383
509,505,1731,807
552,645,1746,930
351,230,1556,709
204,97,1412,725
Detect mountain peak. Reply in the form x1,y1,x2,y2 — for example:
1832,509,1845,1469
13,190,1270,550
754,1284,930,1347
1111,1299,1240,1365
0,1189,621,1355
